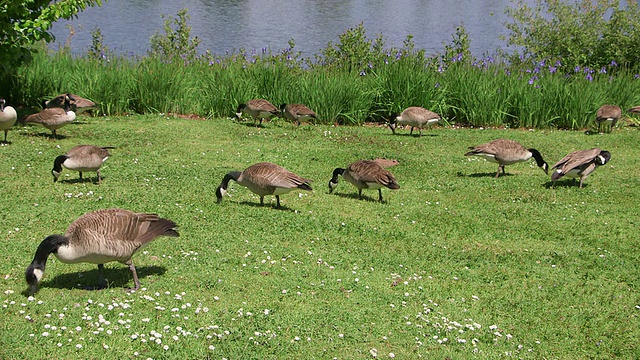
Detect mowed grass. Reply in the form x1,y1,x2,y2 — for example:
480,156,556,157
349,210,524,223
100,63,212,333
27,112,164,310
0,115,639,359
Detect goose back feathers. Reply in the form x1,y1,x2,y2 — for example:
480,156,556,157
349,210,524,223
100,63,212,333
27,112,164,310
46,93,98,114
216,162,313,208
53,145,114,183
328,160,400,202
0,98,17,143
389,107,440,136
551,148,611,188
25,208,179,292
279,103,317,125
595,105,621,133
23,94,76,138
236,99,279,126
464,138,549,178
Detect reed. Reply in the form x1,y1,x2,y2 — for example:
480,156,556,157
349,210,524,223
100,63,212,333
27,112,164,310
6,40,640,129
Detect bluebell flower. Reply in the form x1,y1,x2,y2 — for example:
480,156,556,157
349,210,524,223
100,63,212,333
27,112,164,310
586,73,593,81
549,66,557,74
610,60,617,66
575,65,581,72
600,67,606,74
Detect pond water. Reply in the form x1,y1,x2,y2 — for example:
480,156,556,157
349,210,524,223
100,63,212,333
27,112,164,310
50,0,525,58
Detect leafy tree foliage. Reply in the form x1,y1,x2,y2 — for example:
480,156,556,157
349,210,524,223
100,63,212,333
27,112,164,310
503,0,640,70
148,8,201,63
0,0,101,75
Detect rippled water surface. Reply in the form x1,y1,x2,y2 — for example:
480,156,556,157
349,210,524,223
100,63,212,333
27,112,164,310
51,0,523,57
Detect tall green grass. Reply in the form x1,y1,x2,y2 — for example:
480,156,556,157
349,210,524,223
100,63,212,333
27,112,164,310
5,40,640,129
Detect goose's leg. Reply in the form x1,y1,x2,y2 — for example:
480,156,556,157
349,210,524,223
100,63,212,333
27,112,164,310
378,189,383,202
276,195,281,208
127,260,141,292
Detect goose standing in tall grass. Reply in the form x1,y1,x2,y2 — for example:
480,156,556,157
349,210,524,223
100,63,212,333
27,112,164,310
328,160,400,202
464,139,549,178
216,162,313,208
21,93,76,139
0,98,17,143
595,104,621,133
52,145,114,184
551,148,611,188
236,99,279,126
45,93,98,114
279,103,317,125
25,208,179,293
388,107,441,136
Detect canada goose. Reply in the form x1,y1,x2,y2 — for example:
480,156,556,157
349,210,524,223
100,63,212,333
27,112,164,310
279,103,317,125
388,107,441,136
328,160,400,202
25,208,179,293
628,106,640,114
53,145,114,184
551,148,611,188
216,162,313,208
0,98,17,143
464,139,549,178
22,93,76,139
45,93,98,114
236,99,279,126
595,104,621,133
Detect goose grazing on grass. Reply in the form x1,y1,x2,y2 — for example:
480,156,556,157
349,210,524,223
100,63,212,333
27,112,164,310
22,93,76,139
279,103,317,125
551,148,611,188
25,208,179,293
0,98,17,143
52,145,114,184
236,99,280,126
216,162,313,208
388,107,441,136
464,139,549,178
595,104,621,133
45,93,98,114
328,160,400,202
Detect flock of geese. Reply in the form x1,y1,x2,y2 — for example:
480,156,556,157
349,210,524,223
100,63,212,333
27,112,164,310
0,94,631,293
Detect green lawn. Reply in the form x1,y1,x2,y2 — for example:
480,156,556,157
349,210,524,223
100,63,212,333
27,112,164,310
1,115,639,359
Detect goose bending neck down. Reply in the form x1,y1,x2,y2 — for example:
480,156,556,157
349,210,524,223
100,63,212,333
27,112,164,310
25,209,179,293
215,162,313,208
328,160,400,202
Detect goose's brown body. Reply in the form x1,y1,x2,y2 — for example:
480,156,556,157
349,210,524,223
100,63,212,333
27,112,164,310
216,162,313,208
25,208,179,292
464,138,549,178
329,160,400,202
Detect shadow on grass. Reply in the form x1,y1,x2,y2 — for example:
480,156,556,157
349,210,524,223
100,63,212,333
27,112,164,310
20,131,70,140
30,265,166,292
391,132,438,138
543,179,588,189
329,191,385,203
230,200,299,212
462,171,512,178
56,176,103,185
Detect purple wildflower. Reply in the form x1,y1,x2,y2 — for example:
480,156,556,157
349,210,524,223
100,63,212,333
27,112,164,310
549,66,557,74
575,65,581,72
555,60,562,67
434,82,440,88
610,60,617,66
528,76,538,84
262,47,267,54
368,62,373,69
359,69,366,76
586,73,593,81
438,65,444,73
600,67,607,74
634,74,640,79
396,51,402,60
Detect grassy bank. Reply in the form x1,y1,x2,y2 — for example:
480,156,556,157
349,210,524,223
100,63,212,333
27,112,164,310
0,115,638,358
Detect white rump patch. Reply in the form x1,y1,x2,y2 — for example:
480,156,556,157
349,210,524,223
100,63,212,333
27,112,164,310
33,268,44,283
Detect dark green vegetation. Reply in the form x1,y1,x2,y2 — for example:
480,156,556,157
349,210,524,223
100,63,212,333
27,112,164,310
1,116,639,358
